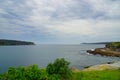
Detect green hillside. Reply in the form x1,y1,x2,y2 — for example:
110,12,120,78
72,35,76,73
0,39,35,45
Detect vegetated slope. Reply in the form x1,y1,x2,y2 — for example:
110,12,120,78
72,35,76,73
0,39,35,45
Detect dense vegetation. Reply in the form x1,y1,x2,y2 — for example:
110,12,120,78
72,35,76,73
82,42,112,44
0,58,120,80
46,58,72,80
106,42,120,51
0,58,72,80
0,65,47,80
106,42,120,48
0,39,35,45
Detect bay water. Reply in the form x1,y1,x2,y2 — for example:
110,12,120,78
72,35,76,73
0,44,120,73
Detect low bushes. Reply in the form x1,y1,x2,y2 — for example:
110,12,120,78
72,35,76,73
0,58,72,80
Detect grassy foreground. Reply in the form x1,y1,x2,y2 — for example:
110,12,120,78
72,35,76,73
72,70,120,80
0,58,120,80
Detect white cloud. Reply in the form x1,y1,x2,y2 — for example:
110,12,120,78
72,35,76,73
46,19,95,35
0,8,6,14
22,0,120,39
45,19,120,37
0,0,120,42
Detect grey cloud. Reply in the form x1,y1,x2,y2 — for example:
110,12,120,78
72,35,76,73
0,0,120,43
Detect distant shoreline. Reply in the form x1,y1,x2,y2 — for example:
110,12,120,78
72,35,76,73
0,39,35,46
81,42,113,45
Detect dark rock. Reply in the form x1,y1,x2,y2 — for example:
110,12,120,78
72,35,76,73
84,65,91,68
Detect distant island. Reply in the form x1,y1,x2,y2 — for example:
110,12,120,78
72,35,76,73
82,42,114,44
0,39,35,45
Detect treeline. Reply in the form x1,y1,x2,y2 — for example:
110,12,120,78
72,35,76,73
0,39,35,45
106,42,120,48
106,42,120,51
82,42,113,44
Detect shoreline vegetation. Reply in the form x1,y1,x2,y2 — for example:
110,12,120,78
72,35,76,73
0,58,120,80
87,42,120,57
0,39,35,45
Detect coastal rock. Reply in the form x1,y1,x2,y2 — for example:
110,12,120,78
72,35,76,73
87,48,120,57
83,61,120,71
71,67,80,72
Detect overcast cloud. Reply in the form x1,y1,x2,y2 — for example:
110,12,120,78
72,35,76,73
0,0,120,43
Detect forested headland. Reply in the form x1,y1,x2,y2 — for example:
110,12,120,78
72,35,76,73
0,39,35,45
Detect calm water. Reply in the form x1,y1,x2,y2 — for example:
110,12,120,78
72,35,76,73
0,44,120,73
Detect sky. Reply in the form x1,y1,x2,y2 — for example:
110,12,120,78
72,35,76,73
0,0,120,44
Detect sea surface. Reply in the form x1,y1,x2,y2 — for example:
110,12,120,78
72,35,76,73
0,44,120,73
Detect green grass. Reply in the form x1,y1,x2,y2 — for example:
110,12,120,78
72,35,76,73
72,70,120,80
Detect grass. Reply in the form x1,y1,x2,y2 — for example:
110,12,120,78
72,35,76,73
72,70,120,80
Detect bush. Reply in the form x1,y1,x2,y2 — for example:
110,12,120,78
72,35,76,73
0,58,72,80
0,65,48,80
46,58,72,80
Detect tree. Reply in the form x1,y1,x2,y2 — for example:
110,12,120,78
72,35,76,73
46,58,72,80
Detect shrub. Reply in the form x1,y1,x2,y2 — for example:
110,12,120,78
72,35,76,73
0,65,48,80
46,58,72,80
0,58,72,80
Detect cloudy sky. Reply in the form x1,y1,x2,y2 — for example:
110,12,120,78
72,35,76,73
0,0,120,44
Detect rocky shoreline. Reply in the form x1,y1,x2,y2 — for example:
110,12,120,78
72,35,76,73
71,42,120,72
83,61,120,71
71,61,120,72
87,48,120,57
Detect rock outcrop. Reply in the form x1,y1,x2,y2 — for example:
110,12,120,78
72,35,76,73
87,48,120,57
83,61,120,71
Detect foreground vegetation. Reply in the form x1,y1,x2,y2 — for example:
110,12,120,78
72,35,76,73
0,58,72,80
0,58,120,80
73,70,120,80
